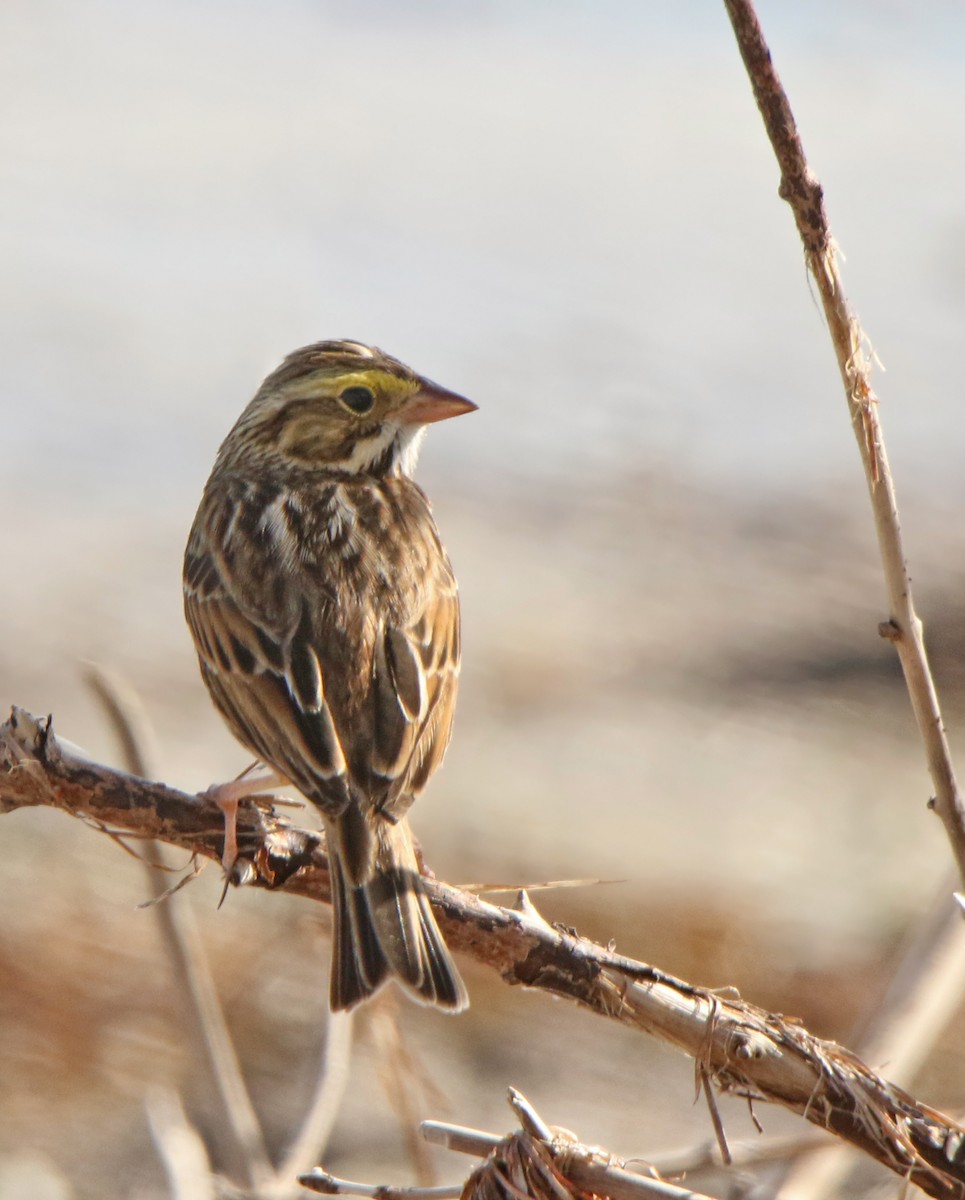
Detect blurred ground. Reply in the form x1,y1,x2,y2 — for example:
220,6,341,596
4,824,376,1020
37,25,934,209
2,2,965,1199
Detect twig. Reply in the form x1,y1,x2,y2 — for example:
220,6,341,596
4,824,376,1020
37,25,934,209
428,1090,718,1200
146,854,275,1191
421,1123,502,1159
719,5,965,1195
146,1087,216,1200
424,1120,829,1181
851,883,965,1088
275,1011,355,1188
697,1069,731,1167
775,881,965,1200
306,1091,718,1200
299,1175,459,1200
640,1131,829,1179
722,0,965,885
82,662,160,779
3,707,964,1199
84,665,274,1191
372,996,449,1185
86,668,357,1198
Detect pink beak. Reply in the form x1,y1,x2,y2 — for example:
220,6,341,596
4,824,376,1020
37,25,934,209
399,379,478,426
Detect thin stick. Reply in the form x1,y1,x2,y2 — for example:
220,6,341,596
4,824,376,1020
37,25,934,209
275,1011,355,1186
432,1093,722,1200
775,881,965,1200
852,883,965,1087
719,7,965,1195
82,662,161,779
722,0,965,885
641,1131,829,1179
698,1070,731,1168
84,665,273,1190
421,1123,503,1158
298,1172,460,1200
371,998,442,1185
145,1087,216,1200
423,1122,829,1181
425,1120,733,1200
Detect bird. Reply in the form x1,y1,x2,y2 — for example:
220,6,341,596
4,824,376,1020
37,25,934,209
183,339,475,1012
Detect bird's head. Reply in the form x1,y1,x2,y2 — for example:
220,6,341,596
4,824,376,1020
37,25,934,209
219,340,477,477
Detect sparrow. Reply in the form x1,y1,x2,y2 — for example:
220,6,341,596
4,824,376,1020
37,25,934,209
183,339,474,1012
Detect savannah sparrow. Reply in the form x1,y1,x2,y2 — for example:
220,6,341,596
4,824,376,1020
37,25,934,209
183,340,475,1012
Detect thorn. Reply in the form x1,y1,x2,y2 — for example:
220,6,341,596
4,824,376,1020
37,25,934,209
507,1089,553,1142
512,889,557,936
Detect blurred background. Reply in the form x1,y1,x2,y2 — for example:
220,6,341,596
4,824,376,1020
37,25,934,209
2,1,965,1197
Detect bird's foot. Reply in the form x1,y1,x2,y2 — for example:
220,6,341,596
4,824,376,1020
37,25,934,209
203,766,287,874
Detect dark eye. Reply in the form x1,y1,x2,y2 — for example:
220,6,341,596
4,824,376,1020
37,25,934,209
339,386,376,415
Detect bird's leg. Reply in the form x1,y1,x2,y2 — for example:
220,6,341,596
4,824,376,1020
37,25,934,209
203,764,287,872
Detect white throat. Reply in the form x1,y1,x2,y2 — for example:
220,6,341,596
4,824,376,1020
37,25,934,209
394,423,427,476
342,421,427,477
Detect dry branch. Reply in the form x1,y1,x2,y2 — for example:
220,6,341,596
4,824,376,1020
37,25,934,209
722,0,965,884
3,706,965,1200
304,1089,719,1200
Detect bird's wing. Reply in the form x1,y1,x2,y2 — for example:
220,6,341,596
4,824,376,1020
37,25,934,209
183,476,354,814
369,530,461,819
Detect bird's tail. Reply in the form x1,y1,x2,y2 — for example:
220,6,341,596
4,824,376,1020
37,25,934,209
324,807,468,1012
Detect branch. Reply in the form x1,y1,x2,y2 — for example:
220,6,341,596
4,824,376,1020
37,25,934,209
304,1089,720,1200
303,1089,719,1200
722,0,965,884
3,707,965,1199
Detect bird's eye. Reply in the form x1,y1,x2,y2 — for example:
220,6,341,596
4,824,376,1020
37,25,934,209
338,386,376,415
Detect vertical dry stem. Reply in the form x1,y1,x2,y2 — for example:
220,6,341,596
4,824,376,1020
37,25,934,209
723,0,965,886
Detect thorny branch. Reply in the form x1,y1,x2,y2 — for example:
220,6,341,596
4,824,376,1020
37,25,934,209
2,707,964,1200
723,0,965,885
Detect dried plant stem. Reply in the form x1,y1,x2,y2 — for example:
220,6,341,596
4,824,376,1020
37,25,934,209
303,1090,719,1200
274,1011,354,1188
775,881,965,1200
370,999,442,1185
84,664,275,1191
719,4,965,1193
722,0,965,884
300,1177,459,1200
850,882,965,1090
3,708,964,1200
146,1087,216,1200
641,1130,829,1180
148,862,276,1190
84,668,358,1198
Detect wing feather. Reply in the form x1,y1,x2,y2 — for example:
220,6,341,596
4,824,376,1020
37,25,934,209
376,553,461,819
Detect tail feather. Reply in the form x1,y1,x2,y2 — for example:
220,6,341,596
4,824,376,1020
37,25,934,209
325,811,467,1013
414,888,467,1009
328,847,389,1008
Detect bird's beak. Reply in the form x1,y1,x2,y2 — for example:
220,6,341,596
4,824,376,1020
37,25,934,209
399,380,478,426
